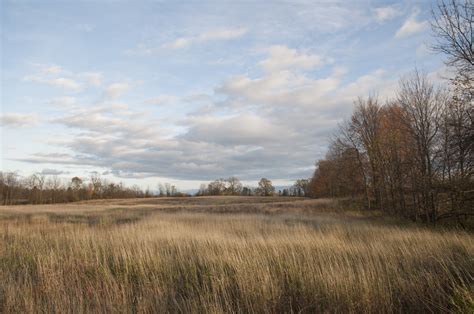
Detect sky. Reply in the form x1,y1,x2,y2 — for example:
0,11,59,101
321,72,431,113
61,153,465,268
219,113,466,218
1,0,446,190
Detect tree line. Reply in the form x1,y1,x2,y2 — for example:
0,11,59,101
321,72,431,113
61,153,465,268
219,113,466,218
0,173,159,205
0,171,311,205
309,0,473,224
197,177,276,196
196,177,311,197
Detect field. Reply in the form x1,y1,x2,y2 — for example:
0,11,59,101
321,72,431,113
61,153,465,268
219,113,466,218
1,197,473,313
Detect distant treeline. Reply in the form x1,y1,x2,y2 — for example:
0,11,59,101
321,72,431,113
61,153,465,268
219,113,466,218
0,172,312,205
196,177,311,197
308,1,473,225
0,173,158,205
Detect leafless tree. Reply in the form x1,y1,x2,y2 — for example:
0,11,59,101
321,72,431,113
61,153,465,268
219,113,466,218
208,179,226,195
350,96,385,209
226,177,243,195
46,175,63,203
431,0,474,75
0,172,19,205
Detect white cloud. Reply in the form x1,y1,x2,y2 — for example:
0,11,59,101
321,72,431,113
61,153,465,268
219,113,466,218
260,45,324,73
24,65,103,91
144,95,179,105
18,64,399,182
82,72,103,87
24,75,82,91
49,96,77,107
0,113,39,127
105,83,130,99
395,10,428,38
217,47,339,108
218,71,339,108
49,77,82,90
164,38,191,49
373,6,400,22
41,64,62,74
162,27,247,49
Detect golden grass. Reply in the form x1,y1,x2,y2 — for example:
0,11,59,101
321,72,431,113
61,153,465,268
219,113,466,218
0,197,473,313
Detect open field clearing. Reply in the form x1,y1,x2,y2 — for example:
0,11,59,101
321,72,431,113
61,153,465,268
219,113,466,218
1,197,473,313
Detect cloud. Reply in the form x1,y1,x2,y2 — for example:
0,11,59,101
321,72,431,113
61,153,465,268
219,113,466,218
395,10,428,38
217,50,340,108
162,27,247,49
24,75,82,91
49,96,77,107
82,72,102,87
104,83,129,99
259,45,324,73
19,102,303,180
164,38,191,50
183,93,213,104
49,78,82,90
373,6,400,22
125,28,247,56
39,168,70,175
24,65,104,91
6,1,442,187
0,113,39,127
17,45,401,182
40,64,62,74
144,95,179,105
182,114,296,146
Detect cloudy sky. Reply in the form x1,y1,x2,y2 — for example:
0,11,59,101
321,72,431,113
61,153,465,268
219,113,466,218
1,0,444,190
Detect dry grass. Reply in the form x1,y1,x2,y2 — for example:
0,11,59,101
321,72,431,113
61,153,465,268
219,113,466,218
1,197,473,313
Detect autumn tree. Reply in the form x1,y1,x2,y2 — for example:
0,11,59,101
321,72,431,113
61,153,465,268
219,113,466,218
257,178,275,196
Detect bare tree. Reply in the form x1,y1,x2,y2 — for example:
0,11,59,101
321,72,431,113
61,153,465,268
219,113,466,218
197,183,208,196
158,183,165,197
164,183,172,197
0,172,19,205
90,174,103,199
47,175,63,203
350,96,385,209
208,179,226,195
431,0,474,75
226,177,243,195
397,70,448,222
293,179,310,197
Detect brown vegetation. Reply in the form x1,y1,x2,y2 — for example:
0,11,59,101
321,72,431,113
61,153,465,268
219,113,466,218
1,197,473,312
309,1,473,225
308,70,473,225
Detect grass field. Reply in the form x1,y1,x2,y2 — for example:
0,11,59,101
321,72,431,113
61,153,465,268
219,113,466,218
1,197,473,313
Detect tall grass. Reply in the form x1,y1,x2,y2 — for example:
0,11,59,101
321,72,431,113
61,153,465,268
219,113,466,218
1,198,473,312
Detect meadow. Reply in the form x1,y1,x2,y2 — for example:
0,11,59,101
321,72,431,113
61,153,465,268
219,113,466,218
0,197,472,313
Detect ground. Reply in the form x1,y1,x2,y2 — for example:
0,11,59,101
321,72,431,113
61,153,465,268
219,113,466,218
1,197,473,313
